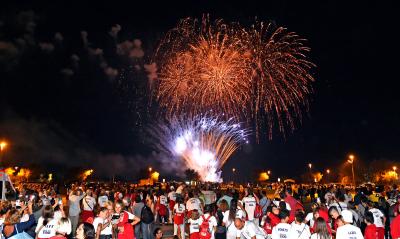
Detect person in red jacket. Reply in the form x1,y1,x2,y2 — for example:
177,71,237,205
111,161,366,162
365,211,378,239
391,205,400,239
262,205,280,234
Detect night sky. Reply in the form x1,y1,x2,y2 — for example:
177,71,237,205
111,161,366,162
1,1,399,182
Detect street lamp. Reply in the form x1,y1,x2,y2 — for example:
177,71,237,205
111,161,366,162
0,141,7,152
393,166,397,171
0,140,8,168
308,163,312,183
232,168,236,183
267,170,271,175
326,169,330,183
347,154,356,188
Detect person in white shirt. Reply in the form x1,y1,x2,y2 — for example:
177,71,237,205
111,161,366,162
35,205,59,239
305,203,319,228
234,209,267,239
201,186,217,206
271,209,291,239
158,192,168,224
93,207,113,239
98,190,108,208
289,211,311,239
224,199,239,239
202,204,218,239
187,192,204,216
173,198,186,239
368,202,386,239
82,190,96,223
68,189,86,237
336,210,364,239
329,192,348,213
188,210,202,239
168,187,177,223
242,188,258,222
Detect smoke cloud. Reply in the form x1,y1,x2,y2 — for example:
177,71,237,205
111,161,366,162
0,111,182,180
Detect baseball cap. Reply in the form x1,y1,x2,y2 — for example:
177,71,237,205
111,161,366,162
235,210,246,220
341,210,353,223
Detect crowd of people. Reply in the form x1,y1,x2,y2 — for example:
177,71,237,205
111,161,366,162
1,181,400,239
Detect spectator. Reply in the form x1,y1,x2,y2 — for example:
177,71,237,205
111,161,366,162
49,217,72,239
311,217,332,239
76,222,95,239
69,189,86,237
153,228,163,239
336,210,364,239
2,202,35,239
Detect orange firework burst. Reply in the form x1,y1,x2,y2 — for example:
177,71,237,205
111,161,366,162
154,16,315,139
244,22,315,139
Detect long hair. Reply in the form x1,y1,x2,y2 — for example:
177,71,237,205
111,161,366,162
314,217,330,239
42,205,54,226
81,222,95,239
228,199,238,222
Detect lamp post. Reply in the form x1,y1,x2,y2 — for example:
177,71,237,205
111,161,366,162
232,168,236,183
348,154,356,188
308,163,312,183
326,169,330,183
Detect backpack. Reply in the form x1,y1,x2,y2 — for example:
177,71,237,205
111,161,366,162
141,205,154,224
199,215,212,239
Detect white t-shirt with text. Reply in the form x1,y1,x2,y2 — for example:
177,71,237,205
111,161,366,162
336,224,364,239
271,222,291,239
242,196,257,221
369,208,385,228
289,222,311,239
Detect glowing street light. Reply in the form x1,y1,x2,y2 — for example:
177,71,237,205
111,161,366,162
308,163,313,183
0,141,7,151
232,168,236,183
326,169,330,174
393,166,397,171
148,167,152,172
277,177,281,183
0,140,8,168
347,154,356,187
267,170,271,175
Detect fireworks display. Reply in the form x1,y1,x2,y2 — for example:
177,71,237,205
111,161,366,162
154,16,315,139
149,115,249,182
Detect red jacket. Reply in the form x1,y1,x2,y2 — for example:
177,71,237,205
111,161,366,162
269,213,281,228
365,224,378,239
318,208,329,222
391,215,400,239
